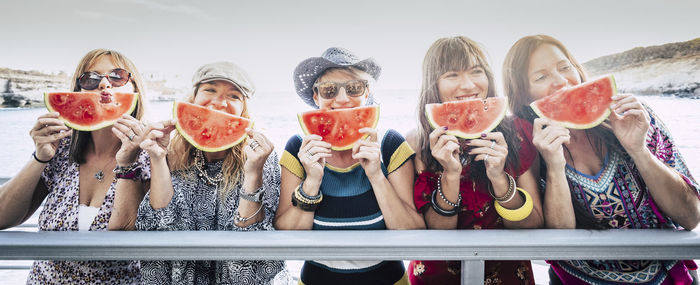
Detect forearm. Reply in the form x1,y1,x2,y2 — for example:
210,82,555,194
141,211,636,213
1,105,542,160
368,173,425,230
147,157,174,210
543,167,576,228
108,179,146,230
0,159,46,228
495,174,544,229
274,178,318,230
423,172,459,229
631,148,700,229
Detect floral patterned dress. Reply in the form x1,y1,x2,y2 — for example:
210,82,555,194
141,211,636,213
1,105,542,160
408,118,537,285
27,137,151,285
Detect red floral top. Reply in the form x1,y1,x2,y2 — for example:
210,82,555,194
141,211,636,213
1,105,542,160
409,118,538,285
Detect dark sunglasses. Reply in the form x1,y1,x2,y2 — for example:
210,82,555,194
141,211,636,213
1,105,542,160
78,68,131,90
313,79,368,99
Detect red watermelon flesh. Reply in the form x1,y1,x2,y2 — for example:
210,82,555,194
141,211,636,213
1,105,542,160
174,101,252,152
298,105,380,150
44,92,138,131
425,97,507,139
530,75,617,129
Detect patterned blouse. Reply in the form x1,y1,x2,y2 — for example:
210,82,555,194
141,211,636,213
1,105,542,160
135,151,288,285
547,106,700,285
28,137,151,285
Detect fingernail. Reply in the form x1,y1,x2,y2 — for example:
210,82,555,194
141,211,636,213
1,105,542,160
443,126,448,130
481,133,487,138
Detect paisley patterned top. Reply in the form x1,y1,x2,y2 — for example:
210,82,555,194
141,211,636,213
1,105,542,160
135,151,289,285
548,106,700,285
409,118,537,285
28,137,151,285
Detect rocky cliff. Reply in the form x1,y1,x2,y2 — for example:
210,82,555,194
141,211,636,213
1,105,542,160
583,38,700,97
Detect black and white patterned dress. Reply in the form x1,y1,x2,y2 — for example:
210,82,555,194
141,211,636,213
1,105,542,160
135,151,289,285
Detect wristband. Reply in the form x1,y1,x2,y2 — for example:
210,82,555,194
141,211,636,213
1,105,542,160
32,151,51,164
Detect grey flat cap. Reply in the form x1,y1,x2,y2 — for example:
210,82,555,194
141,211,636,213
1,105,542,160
192,61,255,98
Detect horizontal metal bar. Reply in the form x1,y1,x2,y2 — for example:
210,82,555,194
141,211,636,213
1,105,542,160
1,229,699,261
0,265,30,270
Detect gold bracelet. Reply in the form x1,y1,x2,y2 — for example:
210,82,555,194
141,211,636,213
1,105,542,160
494,188,533,222
294,184,323,205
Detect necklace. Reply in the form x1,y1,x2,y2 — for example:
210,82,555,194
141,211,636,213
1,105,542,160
194,150,223,185
93,156,116,182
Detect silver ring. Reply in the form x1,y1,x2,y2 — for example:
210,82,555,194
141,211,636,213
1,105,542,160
484,154,489,161
489,141,496,149
306,150,314,158
250,140,260,150
128,132,135,141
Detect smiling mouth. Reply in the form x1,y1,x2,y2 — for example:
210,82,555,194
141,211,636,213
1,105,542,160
455,94,479,100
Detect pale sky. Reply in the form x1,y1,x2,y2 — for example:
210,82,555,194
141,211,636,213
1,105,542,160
1,0,698,92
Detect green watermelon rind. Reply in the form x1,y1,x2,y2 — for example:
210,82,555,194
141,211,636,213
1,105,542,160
297,105,380,151
44,92,139,131
425,97,508,139
173,101,253,153
530,75,617,129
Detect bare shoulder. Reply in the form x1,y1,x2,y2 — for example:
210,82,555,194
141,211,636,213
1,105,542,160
404,128,426,173
404,128,420,151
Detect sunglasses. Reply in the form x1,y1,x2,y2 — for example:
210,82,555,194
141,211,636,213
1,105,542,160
313,79,368,99
78,68,131,90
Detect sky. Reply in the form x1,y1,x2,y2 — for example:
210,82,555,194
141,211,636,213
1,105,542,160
1,0,698,93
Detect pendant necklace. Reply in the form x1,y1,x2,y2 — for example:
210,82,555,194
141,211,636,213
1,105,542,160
94,156,116,182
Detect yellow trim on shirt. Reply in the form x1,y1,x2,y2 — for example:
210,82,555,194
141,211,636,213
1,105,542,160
280,150,305,179
387,141,415,174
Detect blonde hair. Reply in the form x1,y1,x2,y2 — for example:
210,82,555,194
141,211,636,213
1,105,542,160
168,83,250,198
68,49,147,163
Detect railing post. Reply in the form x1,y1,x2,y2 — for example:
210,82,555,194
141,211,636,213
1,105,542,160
461,260,484,284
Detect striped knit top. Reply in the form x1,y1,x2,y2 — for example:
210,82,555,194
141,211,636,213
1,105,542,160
280,129,415,285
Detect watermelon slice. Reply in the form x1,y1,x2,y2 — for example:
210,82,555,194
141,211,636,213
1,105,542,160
44,92,139,131
425,97,507,139
174,101,253,152
530,75,617,129
297,105,380,150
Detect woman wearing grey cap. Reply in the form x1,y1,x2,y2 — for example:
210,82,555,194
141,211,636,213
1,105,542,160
111,61,289,284
275,47,424,284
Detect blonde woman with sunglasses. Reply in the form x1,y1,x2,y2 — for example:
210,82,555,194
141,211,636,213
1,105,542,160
274,47,425,285
0,49,150,284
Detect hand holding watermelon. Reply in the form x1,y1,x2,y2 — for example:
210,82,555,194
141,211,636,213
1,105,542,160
468,132,509,182
531,118,570,170
139,120,176,160
428,127,462,175
243,128,274,175
608,93,651,157
352,128,382,178
113,115,149,165
299,134,332,182
29,112,73,162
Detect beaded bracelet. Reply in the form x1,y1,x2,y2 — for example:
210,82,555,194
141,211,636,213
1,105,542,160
494,188,534,222
113,162,142,180
488,173,516,203
291,183,323,212
437,172,461,208
234,203,264,224
430,189,459,217
32,151,51,164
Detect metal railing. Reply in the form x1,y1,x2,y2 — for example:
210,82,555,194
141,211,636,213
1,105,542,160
1,229,699,284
